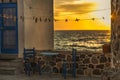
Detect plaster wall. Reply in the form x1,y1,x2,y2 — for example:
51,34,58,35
17,0,24,58
23,0,54,51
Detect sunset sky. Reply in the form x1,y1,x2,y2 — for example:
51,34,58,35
54,0,111,30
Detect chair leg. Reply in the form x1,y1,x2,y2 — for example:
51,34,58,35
37,61,41,75
24,62,31,76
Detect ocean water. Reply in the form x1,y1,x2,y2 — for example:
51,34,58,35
54,30,111,52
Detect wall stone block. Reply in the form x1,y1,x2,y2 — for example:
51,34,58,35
77,69,84,75
76,56,80,61
96,64,104,69
84,69,92,76
93,69,101,75
80,54,86,58
67,55,72,61
91,56,98,64
108,57,111,62
89,64,94,69
57,54,65,59
79,64,87,69
83,58,90,64
105,62,111,67
36,51,112,76
88,54,92,57
100,56,107,63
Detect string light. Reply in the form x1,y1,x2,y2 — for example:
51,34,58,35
75,18,80,21
0,14,106,23
54,17,105,22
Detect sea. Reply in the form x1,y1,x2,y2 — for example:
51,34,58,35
54,30,111,52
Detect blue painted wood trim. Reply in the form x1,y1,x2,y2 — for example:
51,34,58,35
0,3,18,54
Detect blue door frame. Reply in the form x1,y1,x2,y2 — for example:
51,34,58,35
0,3,18,54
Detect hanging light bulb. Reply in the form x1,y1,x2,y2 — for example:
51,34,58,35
44,18,47,22
48,18,51,22
33,16,35,20
65,19,68,22
35,17,38,23
54,19,59,22
40,17,42,22
102,17,105,19
75,18,80,21
92,18,94,20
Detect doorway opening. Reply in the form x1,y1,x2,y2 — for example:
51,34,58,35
0,0,18,54
54,0,111,52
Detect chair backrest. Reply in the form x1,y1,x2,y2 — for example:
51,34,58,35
24,48,36,60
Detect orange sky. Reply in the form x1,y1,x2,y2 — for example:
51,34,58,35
54,0,111,30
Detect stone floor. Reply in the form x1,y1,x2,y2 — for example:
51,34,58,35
0,73,101,80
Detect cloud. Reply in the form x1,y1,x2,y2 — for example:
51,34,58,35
55,0,75,4
55,3,96,16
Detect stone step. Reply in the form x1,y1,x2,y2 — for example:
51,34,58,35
0,59,23,75
0,67,16,75
0,60,21,67
0,54,18,60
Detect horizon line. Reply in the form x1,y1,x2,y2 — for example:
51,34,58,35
54,30,110,31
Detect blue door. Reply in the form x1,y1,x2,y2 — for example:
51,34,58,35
0,3,18,54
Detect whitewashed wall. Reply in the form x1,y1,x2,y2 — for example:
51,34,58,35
18,0,24,58
23,0,54,50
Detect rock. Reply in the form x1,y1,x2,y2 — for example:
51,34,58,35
96,64,104,69
100,56,107,63
67,55,72,61
84,69,92,76
89,64,94,68
76,63,79,68
79,65,87,69
83,58,90,64
93,69,101,75
80,54,86,58
77,69,84,75
105,62,111,67
108,57,111,62
57,54,65,58
76,56,80,61
91,56,98,64
88,54,92,57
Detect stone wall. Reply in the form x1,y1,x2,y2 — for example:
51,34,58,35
36,51,112,76
111,0,120,69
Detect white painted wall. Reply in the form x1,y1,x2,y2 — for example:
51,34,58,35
17,0,24,58
17,0,53,58
23,0,54,50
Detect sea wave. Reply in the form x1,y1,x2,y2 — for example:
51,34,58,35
54,30,110,52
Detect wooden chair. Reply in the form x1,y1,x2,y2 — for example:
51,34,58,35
23,48,36,76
